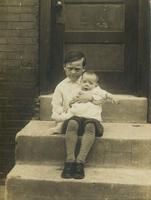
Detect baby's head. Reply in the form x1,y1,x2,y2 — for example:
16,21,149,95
81,71,99,91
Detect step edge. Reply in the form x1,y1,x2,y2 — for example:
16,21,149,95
6,164,151,186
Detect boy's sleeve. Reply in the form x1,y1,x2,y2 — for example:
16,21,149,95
51,86,64,120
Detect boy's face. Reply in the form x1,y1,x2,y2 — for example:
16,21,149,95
64,58,85,82
81,73,98,91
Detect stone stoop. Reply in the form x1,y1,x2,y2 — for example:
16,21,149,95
15,121,151,168
5,164,151,200
39,95,147,123
5,120,151,200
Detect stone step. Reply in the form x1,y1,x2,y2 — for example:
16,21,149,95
6,164,151,200
16,120,151,168
40,95,147,123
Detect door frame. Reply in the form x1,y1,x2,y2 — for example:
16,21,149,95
39,0,151,121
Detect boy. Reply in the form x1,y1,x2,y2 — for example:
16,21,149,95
52,71,115,122
51,51,116,179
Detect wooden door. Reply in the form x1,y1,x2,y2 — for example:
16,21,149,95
51,0,138,94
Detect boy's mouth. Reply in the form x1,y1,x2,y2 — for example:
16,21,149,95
83,87,89,91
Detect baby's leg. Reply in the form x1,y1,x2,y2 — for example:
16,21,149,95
48,122,63,134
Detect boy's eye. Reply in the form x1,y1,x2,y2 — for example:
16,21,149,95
75,68,81,72
89,81,93,85
66,67,81,72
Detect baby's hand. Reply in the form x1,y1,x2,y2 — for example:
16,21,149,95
111,97,120,104
74,91,92,103
106,94,119,104
69,97,79,106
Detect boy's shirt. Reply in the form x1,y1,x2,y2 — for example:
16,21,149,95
51,77,81,118
51,77,113,122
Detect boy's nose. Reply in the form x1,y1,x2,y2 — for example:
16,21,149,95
71,69,76,73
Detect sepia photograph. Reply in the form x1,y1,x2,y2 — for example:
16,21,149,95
1,0,151,199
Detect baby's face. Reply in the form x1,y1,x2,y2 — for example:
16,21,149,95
81,73,98,91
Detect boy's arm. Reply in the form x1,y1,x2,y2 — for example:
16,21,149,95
69,91,93,104
71,88,104,105
51,86,74,121
51,86,64,120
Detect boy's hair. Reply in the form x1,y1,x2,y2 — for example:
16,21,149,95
64,51,86,67
82,71,99,83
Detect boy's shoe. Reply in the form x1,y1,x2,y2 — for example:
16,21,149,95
61,162,75,179
73,163,85,179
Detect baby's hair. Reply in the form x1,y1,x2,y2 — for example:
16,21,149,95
64,51,86,67
82,70,99,83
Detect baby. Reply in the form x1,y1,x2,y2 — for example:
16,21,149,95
50,71,116,132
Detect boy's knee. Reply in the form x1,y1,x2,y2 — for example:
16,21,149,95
84,123,95,133
67,119,79,131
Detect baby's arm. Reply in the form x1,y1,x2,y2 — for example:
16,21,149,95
89,87,119,105
105,93,119,104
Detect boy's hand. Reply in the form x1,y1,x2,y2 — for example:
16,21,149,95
74,91,92,103
69,91,92,105
69,98,78,106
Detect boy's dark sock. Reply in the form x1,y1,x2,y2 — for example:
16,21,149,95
65,119,79,162
73,162,85,179
61,162,76,179
77,123,95,163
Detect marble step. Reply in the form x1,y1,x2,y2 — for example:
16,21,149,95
39,95,147,123
6,164,151,200
15,120,151,168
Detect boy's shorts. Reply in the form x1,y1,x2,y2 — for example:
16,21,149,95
61,116,104,137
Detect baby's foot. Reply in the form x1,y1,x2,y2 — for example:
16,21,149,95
48,123,62,134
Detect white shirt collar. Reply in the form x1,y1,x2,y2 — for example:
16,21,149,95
66,77,81,85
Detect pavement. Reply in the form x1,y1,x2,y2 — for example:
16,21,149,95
0,184,4,200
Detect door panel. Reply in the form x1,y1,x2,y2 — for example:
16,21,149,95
65,44,124,71
52,0,138,93
65,4,125,32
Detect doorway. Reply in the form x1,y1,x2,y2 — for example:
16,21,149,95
51,0,138,94
40,0,149,96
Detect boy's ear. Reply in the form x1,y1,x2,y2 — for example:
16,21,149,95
95,82,98,87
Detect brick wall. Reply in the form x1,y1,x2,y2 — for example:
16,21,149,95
0,0,39,177
148,1,151,122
